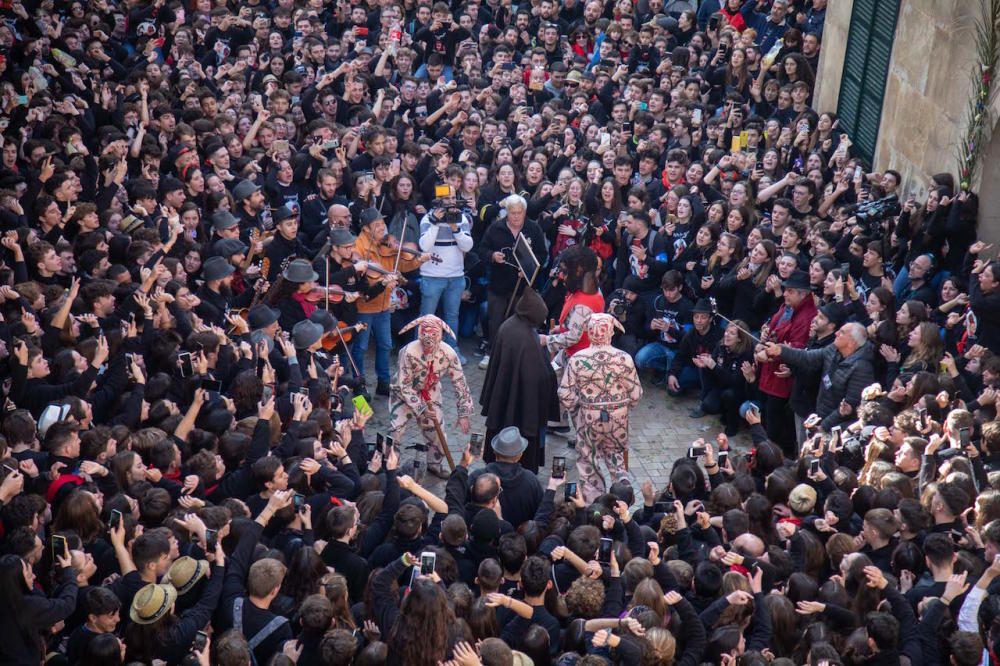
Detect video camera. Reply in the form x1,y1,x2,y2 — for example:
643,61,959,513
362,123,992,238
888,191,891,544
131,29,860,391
844,195,901,235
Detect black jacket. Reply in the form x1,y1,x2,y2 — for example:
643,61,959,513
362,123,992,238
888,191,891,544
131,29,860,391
0,566,78,665
779,341,876,429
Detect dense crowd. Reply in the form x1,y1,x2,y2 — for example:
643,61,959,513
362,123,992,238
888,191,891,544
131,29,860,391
5,0,1000,664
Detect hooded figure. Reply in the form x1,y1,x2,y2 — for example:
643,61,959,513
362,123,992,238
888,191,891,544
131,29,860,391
480,287,560,473
558,313,643,501
389,315,473,477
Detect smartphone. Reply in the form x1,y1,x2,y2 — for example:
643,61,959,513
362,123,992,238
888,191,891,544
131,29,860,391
51,534,67,561
193,631,208,652
202,378,222,395
654,501,670,514
755,160,764,171
296,386,309,396
273,139,290,153
917,406,928,428
469,433,485,457
565,481,578,501
692,108,702,125
551,456,566,479
598,537,613,563
390,29,401,41
323,139,340,150
352,395,373,417
688,446,706,458
831,425,842,448
293,493,306,512
376,433,385,454
854,165,863,180
621,121,632,133
709,14,720,31
810,459,820,475
204,528,218,551
178,351,193,378
718,42,728,57
434,184,453,198
420,551,436,575
109,509,123,529
960,427,971,448
718,451,728,467
840,262,850,277
502,62,515,71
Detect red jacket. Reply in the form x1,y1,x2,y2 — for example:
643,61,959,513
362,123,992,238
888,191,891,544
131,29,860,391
758,297,816,399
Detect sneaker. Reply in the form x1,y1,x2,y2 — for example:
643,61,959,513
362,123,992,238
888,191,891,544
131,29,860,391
478,354,490,369
375,381,390,397
688,406,705,418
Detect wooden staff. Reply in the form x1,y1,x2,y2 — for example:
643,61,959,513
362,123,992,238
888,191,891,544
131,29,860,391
427,411,457,471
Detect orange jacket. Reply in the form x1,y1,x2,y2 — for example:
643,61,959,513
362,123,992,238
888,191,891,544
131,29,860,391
355,231,423,314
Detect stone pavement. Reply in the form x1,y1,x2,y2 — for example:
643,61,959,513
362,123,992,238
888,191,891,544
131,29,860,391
363,340,752,497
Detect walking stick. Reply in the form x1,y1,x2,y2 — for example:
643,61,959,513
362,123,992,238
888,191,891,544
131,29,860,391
427,411,457,471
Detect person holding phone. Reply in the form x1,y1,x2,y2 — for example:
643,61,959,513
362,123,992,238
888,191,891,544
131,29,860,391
0,549,78,664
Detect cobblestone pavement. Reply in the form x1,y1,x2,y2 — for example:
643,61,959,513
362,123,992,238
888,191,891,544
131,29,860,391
364,340,751,496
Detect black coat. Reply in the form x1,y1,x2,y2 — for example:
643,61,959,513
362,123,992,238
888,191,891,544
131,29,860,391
479,288,559,438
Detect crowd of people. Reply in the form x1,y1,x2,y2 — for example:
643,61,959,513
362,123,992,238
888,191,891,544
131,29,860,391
5,0,1000,664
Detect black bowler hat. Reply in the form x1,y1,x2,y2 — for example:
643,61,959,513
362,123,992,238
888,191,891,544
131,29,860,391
781,270,811,291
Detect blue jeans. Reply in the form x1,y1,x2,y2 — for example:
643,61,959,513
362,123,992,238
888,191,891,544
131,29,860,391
635,342,699,393
420,276,464,349
352,310,392,383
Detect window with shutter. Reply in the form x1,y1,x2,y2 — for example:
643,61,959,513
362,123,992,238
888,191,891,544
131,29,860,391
836,0,900,165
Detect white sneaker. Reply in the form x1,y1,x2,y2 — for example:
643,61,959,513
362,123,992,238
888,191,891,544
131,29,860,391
478,354,490,369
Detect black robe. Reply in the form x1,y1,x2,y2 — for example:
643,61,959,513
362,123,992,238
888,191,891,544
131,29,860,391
479,287,560,473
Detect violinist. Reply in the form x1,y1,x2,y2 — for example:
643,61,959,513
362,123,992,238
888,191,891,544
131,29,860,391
311,227,382,327
268,258,321,331
354,207,432,396
264,206,310,281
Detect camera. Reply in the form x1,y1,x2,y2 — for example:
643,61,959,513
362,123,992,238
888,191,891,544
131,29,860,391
844,195,901,235
607,289,631,319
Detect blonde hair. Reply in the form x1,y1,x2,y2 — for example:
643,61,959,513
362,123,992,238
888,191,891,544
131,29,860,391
645,627,677,665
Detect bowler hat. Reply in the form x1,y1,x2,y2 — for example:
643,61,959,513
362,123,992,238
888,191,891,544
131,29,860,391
818,303,848,329
490,426,528,457
309,309,337,333
202,256,235,281
283,258,319,283
781,270,811,291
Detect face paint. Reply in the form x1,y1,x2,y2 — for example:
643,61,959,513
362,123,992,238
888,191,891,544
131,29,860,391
419,322,442,350
587,313,621,346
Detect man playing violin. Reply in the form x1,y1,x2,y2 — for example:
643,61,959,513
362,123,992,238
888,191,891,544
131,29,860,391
354,207,433,396
311,227,383,328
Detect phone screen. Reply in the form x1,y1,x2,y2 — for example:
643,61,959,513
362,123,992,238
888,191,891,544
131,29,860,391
420,552,436,575
109,509,122,529
178,352,193,378
598,537,613,563
205,529,218,551
52,535,67,561
551,456,566,479
565,481,577,501
960,428,971,448
469,433,485,457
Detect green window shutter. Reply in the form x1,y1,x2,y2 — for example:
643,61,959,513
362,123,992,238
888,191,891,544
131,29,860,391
837,0,900,165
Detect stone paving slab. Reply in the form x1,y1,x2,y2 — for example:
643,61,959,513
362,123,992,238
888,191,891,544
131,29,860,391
364,341,751,496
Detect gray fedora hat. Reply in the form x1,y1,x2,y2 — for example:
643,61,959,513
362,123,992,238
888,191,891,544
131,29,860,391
211,211,240,232
202,256,235,281
329,227,357,246
491,426,528,457
232,179,261,203
292,320,324,349
283,258,319,283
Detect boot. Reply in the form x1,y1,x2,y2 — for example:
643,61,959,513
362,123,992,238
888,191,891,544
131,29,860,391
375,381,390,397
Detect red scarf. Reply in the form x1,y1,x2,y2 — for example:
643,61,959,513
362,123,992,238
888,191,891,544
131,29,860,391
292,291,318,318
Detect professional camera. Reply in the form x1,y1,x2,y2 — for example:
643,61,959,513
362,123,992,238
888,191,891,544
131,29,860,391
434,206,463,225
607,289,632,320
846,195,901,235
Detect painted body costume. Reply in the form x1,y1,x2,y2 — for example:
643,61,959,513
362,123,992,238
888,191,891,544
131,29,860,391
558,313,643,501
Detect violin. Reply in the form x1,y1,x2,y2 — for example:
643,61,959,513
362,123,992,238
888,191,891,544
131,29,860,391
357,260,408,285
377,234,444,265
304,284,359,303
320,322,368,350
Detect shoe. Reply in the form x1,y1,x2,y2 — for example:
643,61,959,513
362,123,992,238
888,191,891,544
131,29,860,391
689,406,705,418
427,463,450,479
458,352,468,366
375,381,390,397
566,439,576,449
477,340,489,355
548,424,571,434
478,354,490,369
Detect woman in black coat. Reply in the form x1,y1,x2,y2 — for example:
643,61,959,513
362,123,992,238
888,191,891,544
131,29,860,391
0,552,79,665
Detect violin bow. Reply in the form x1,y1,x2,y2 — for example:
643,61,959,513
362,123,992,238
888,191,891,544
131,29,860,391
392,223,405,275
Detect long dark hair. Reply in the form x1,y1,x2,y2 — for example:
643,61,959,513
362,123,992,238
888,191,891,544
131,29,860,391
389,578,453,665
0,555,34,651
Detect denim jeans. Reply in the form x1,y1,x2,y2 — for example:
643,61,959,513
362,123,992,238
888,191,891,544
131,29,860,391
352,310,392,383
635,342,699,393
420,276,464,349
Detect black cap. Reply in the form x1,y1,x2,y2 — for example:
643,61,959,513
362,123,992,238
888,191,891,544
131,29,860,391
818,303,849,328
692,298,714,314
782,270,811,291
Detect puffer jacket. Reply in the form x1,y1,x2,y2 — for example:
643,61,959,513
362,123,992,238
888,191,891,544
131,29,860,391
779,341,876,429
